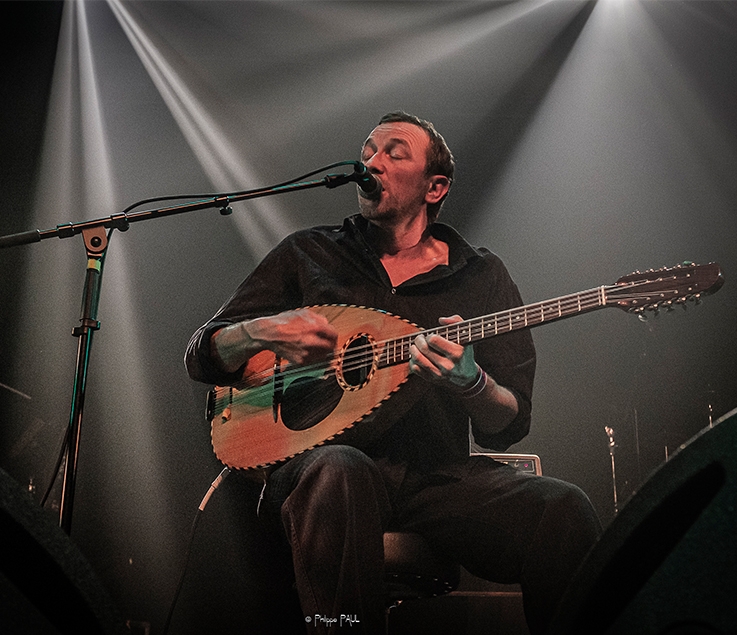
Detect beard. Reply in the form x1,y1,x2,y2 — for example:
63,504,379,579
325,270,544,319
358,194,389,221
357,186,427,225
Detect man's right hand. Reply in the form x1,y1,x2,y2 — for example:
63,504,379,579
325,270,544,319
211,308,339,372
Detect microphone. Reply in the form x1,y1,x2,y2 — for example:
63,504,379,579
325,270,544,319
353,162,382,200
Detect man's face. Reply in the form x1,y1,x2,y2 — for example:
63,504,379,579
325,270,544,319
358,121,433,224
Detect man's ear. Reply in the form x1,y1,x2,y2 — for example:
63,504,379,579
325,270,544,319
425,175,451,205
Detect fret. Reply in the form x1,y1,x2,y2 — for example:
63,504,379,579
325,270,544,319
388,339,397,366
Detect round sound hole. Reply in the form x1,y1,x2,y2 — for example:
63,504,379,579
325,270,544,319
336,333,377,391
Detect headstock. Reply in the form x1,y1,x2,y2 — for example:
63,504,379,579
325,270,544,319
608,262,724,316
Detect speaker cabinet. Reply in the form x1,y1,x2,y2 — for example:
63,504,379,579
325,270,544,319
548,408,737,635
0,468,125,634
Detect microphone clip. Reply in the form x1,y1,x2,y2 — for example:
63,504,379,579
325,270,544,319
323,162,381,200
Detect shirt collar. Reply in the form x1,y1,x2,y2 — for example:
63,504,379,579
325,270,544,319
344,213,484,285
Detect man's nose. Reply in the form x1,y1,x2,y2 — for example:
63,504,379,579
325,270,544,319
363,152,384,172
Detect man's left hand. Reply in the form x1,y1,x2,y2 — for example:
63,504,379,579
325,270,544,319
409,315,479,390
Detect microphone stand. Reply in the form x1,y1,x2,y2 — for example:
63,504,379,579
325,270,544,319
0,163,364,535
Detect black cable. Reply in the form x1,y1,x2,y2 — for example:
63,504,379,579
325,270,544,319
119,160,359,215
162,467,231,635
40,426,70,508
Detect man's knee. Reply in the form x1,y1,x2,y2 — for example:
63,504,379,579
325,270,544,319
536,477,602,549
548,479,599,524
285,445,389,510
280,445,391,534
300,445,378,483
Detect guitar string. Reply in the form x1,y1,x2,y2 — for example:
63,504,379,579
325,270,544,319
213,285,674,408
213,276,697,409
243,288,606,383
213,277,692,407
212,287,616,408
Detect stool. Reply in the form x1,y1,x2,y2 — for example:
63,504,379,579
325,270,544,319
383,530,460,627
384,531,460,602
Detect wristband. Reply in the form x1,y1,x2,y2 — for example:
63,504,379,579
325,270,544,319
456,366,488,399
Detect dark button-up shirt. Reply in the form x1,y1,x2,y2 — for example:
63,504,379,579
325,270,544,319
185,214,536,470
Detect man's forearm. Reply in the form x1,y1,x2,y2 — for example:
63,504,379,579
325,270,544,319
458,366,519,436
210,308,339,372
210,320,262,373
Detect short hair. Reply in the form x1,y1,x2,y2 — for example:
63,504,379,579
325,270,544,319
378,111,455,222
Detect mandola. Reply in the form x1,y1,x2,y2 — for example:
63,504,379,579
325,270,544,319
206,262,724,471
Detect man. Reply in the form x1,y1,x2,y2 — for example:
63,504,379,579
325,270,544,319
185,112,601,634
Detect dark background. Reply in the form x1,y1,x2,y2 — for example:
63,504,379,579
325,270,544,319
1,1,735,633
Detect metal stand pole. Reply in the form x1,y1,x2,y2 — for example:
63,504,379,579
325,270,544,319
59,225,109,534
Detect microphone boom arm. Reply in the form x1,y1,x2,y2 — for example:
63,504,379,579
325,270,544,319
0,164,366,249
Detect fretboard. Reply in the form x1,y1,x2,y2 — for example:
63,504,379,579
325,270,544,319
378,285,610,368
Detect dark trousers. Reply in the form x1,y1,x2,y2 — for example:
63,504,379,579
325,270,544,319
263,445,602,635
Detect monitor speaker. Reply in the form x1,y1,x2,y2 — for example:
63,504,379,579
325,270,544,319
548,408,737,635
0,467,125,634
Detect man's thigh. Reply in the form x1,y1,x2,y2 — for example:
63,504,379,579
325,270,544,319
389,455,592,582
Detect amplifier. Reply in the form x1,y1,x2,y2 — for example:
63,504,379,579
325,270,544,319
470,452,542,476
